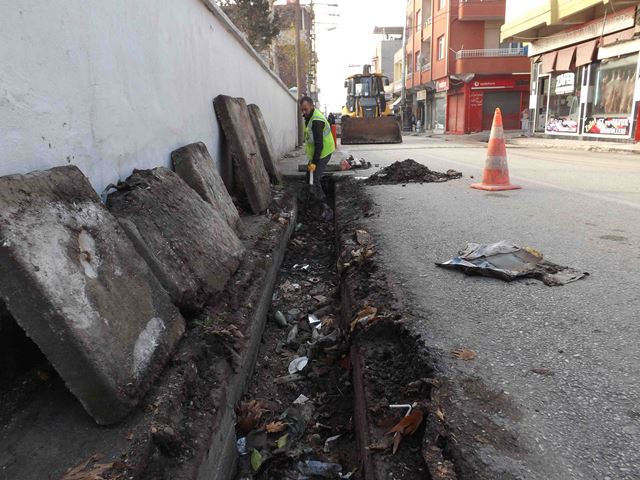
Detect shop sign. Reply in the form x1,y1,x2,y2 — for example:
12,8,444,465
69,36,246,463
546,116,578,134
554,73,575,95
435,78,449,92
584,117,631,136
471,79,515,90
417,89,427,101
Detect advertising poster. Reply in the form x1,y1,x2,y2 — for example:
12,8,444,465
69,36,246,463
584,117,631,135
546,116,579,133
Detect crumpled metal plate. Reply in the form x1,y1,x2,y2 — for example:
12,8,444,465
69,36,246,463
436,241,589,286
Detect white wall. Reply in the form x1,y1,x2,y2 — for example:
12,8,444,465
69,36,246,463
0,0,297,194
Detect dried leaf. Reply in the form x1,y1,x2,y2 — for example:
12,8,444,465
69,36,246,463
435,407,445,422
387,410,424,436
236,399,265,434
531,367,554,376
452,348,476,361
61,455,113,480
250,449,263,472
265,421,286,433
350,305,378,332
392,432,402,455
276,433,289,449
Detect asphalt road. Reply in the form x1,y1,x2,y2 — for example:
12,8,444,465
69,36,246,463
346,137,640,480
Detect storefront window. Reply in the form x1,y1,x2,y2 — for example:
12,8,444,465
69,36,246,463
545,69,581,133
434,97,446,130
584,54,638,136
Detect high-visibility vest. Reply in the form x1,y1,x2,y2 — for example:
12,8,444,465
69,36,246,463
304,109,336,160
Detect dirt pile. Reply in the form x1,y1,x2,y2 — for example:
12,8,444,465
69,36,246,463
365,159,461,185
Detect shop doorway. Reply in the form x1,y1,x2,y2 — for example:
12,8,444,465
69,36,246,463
535,75,550,132
482,91,521,130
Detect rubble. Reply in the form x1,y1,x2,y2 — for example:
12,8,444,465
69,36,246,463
213,95,272,213
171,141,241,230
365,159,462,185
107,167,245,311
248,103,283,184
0,166,185,425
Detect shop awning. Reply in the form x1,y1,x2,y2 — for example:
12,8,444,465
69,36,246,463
603,27,635,46
555,46,576,71
576,40,598,67
540,51,557,73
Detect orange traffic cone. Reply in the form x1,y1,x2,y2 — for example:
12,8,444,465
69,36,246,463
470,108,521,191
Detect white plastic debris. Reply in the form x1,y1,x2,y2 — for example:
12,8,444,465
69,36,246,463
293,394,309,405
288,356,309,374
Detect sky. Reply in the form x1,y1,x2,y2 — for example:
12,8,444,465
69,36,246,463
289,0,406,112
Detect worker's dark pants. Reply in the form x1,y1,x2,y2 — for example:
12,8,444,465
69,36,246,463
307,154,332,202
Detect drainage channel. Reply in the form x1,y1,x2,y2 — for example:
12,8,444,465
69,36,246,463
235,177,445,479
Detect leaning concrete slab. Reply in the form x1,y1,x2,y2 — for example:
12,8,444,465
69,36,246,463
171,142,240,230
0,166,185,425
213,95,271,213
107,167,245,311
248,104,283,184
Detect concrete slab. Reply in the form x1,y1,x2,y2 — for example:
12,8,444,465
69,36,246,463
0,165,185,425
171,142,240,230
107,167,245,311
248,104,283,184
213,95,271,213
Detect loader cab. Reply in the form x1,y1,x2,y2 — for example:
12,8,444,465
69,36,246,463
344,74,389,117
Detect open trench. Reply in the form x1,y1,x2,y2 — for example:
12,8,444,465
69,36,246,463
235,177,455,480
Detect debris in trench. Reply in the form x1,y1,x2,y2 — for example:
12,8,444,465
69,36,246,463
297,459,343,477
365,159,462,185
236,399,265,435
61,454,115,480
452,348,476,361
341,155,372,171
387,406,424,455
288,356,309,374
273,310,288,328
436,241,589,286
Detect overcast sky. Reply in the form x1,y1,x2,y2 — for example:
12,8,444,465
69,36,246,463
275,0,406,112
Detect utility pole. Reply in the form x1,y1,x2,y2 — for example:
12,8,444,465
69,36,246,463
295,0,304,146
400,0,408,131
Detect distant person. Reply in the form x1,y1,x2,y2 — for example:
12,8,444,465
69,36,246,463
327,112,336,125
410,113,417,132
521,108,530,137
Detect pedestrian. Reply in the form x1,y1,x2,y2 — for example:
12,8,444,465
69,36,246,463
410,113,417,132
300,96,336,217
520,108,530,137
327,112,336,126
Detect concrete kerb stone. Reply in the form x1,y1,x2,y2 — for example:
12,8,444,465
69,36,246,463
248,104,283,184
0,165,185,425
172,142,241,231
107,167,245,312
213,95,272,213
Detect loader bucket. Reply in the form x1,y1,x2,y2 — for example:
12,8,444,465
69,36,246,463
340,116,403,145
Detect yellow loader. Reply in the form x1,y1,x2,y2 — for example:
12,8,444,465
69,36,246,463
340,65,402,145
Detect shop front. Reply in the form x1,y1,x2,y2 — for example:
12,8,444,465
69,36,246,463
434,78,448,133
533,51,639,140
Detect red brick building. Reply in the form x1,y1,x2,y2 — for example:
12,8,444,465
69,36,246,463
404,0,531,133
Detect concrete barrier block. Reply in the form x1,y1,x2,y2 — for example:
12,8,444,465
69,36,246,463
213,95,271,213
171,142,240,231
248,104,283,184
0,166,185,425
107,167,245,311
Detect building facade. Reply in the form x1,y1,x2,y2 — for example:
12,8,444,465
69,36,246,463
404,0,531,133
502,0,640,141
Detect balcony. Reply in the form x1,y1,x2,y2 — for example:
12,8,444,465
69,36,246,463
454,48,530,74
458,0,505,21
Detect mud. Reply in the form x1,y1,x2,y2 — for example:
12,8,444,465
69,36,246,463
366,159,462,185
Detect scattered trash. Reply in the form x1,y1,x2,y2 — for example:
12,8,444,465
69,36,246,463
286,324,299,345
355,229,372,246
436,241,589,286
452,348,476,361
313,294,328,303
293,394,310,405
344,154,372,170
288,356,309,374
236,437,248,455
365,159,462,185
308,314,321,326
236,399,265,435
323,434,342,453
297,460,343,478
293,263,311,271
273,310,288,328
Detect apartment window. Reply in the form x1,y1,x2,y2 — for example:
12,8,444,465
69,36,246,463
437,35,445,60
416,10,422,32
415,51,421,72
406,54,413,74
421,40,431,69
439,0,446,9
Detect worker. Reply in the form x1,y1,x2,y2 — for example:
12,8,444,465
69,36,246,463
300,96,335,206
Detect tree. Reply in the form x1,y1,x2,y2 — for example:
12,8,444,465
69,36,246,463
218,0,280,53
